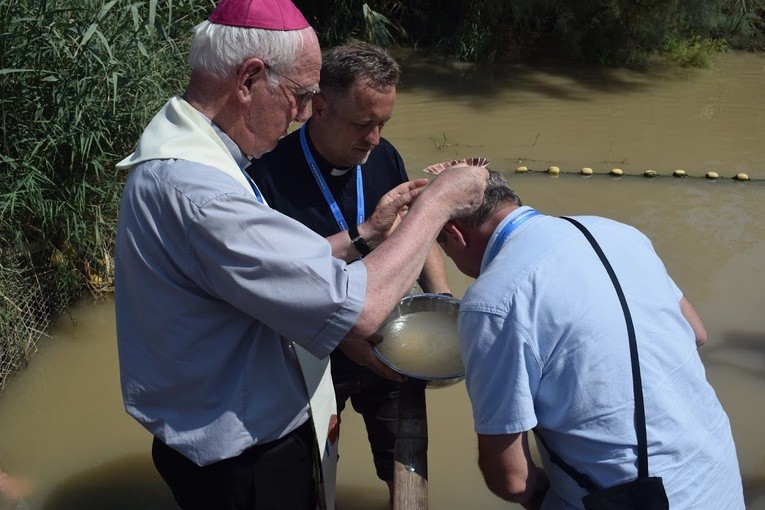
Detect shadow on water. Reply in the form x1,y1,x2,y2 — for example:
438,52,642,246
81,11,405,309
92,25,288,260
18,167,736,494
42,454,174,510
701,330,765,507
701,330,765,379
393,49,691,101
335,483,390,510
745,475,765,508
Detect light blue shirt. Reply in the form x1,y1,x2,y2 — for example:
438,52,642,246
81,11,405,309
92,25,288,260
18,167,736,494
115,128,366,466
459,210,744,509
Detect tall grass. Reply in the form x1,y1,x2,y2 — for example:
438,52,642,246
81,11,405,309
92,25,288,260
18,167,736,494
0,0,208,388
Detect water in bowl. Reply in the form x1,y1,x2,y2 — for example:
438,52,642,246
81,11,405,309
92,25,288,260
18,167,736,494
377,310,463,379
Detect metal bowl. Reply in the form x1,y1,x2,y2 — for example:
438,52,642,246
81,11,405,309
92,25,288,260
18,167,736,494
373,293,464,388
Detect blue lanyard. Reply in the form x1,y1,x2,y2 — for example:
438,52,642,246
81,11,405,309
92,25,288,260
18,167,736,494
299,124,364,231
240,167,265,204
485,209,541,266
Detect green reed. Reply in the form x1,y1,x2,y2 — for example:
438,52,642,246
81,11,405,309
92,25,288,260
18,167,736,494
0,0,208,389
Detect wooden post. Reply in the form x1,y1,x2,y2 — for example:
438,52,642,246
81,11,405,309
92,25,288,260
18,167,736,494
393,378,428,510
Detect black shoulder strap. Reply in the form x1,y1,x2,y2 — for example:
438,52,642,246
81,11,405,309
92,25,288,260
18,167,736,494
534,216,650,491
534,426,599,492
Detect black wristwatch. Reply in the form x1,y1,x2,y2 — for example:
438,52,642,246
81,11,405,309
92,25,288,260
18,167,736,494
348,222,372,256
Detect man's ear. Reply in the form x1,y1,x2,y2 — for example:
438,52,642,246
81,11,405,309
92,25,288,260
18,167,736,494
237,57,267,101
443,221,467,249
311,93,327,119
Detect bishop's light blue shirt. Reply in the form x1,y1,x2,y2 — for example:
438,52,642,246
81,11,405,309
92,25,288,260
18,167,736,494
115,127,367,466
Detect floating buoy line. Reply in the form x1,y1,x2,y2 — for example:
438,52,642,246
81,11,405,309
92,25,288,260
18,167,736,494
513,165,754,182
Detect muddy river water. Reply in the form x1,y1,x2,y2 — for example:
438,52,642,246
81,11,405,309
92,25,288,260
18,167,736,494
0,51,763,509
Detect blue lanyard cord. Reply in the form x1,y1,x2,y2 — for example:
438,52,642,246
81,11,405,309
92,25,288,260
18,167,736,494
485,209,542,265
300,124,364,231
240,167,265,204
355,169,364,226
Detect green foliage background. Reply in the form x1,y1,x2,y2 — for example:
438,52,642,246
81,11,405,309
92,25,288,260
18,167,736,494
0,0,208,389
298,0,763,65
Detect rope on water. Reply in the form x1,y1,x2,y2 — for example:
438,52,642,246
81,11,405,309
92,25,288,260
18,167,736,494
514,166,753,181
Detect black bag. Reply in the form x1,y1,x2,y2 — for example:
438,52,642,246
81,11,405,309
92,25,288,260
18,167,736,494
582,476,669,510
534,218,671,509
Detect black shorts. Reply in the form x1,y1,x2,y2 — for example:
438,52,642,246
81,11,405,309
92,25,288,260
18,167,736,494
331,350,400,482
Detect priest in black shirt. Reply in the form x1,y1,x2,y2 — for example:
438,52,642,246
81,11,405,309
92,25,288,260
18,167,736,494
247,41,451,501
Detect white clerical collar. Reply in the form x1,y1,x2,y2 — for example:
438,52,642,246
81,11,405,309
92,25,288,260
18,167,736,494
330,167,352,176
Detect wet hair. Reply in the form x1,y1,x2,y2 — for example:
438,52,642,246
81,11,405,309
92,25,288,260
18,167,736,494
188,21,312,88
459,170,522,228
319,40,400,95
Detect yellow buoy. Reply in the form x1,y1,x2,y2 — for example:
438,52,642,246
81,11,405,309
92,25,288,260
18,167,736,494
516,166,528,173
643,169,657,178
581,167,594,175
548,166,560,175
673,169,687,178
705,171,719,179
733,173,750,181
610,168,623,176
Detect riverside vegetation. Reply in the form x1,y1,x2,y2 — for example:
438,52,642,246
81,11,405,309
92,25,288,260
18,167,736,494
1,0,763,390
0,0,205,390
